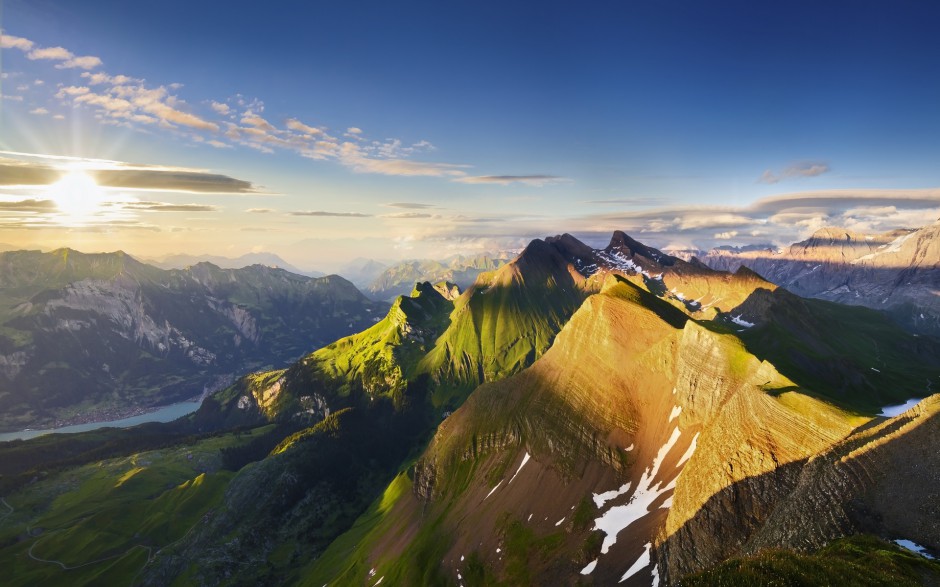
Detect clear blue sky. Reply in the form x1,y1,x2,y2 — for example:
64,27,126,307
2,0,939,268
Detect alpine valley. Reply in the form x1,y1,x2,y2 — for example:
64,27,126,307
0,249,386,432
1,227,938,586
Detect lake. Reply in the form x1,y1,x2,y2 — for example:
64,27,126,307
0,400,202,442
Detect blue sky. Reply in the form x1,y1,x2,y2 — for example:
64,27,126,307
1,0,940,268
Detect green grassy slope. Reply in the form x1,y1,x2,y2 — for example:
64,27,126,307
0,426,269,587
420,238,596,408
678,535,940,587
729,288,940,412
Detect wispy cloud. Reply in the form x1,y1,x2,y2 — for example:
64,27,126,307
0,199,56,211
384,202,436,209
0,152,263,194
6,31,558,186
338,149,469,178
0,34,34,51
285,118,320,135
210,101,231,115
381,212,435,219
121,201,219,212
758,161,830,184
93,169,255,193
26,45,102,70
245,207,275,213
583,196,670,206
289,210,372,217
27,46,72,60
455,174,567,186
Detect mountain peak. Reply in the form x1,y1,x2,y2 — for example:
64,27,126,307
544,233,595,259
605,230,678,267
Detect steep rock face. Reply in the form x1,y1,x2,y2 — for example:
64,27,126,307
196,281,454,430
0,248,385,431
659,323,864,581
745,396,940,555
661,395,940,582
697,222,940,336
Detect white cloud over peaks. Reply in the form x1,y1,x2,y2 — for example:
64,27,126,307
337,141,468,177
571,188,940,250
1,34,35,51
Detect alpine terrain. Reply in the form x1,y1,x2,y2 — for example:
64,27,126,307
0,230,938,587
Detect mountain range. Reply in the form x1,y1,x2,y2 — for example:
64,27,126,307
366,254,512,301
0,228,938,586
682,220,940,337
0,249,385,432
141,252,324,278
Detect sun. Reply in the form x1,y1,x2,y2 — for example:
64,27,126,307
46,170,108,221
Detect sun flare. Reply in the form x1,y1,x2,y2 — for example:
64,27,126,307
46,170,107,221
